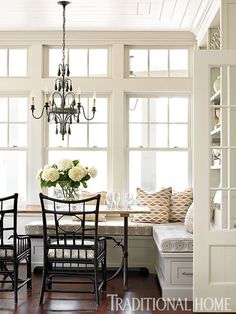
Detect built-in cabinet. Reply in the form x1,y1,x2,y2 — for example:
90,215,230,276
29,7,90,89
194,50,236,312
209,65,236,229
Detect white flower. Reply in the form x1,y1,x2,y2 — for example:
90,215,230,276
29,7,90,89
42,168,59,182
43,164,50,170
57,159,73,171
68,165,87,182
36,169,43,180
88,166,97,178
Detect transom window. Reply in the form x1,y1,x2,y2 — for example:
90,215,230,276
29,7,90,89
48,47,108,77
0,96,28,202
0,48,27,77
128,95,190,194
47,96,108,192
128,48,189,78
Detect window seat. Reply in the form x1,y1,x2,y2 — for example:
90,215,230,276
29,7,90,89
24,218,156,272
25,219,155,237
24,219,193,299
153,223,193,300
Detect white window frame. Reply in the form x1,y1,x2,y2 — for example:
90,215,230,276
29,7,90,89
44,93,111,192
43,45,111,78
125,45,191,78
126,93,192,191
0,93,29,202
0,47,28,77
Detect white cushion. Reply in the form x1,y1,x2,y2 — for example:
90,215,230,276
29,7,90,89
25,219,154,236
153,223,193,252
48,239,94,259
185,203,193,234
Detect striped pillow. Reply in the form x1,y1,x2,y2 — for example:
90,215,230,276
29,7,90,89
132,187,172,224
169,188,193,222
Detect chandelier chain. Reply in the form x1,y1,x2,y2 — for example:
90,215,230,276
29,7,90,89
62,3,66,66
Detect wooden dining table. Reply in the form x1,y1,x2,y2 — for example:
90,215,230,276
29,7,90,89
18,205,150,291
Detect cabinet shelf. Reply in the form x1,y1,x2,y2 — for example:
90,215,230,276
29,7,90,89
210,127,221,136
210,90,220,102
210,165,221,170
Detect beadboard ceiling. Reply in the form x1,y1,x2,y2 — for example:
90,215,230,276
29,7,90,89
0,0,215,32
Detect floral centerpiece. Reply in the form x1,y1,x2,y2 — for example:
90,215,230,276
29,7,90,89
36,159,97,199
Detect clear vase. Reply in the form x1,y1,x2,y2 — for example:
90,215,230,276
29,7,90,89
54,183,80,200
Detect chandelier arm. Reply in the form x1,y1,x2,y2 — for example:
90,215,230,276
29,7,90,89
79,104,96,121
31,105,48,120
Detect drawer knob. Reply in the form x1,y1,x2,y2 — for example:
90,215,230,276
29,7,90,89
182,271,193,276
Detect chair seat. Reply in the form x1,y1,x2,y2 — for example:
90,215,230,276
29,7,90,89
48,238,105,260
0,240,30,258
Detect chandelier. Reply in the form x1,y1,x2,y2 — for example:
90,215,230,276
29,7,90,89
30,1,96,140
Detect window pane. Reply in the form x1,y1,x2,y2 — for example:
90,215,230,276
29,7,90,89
149,124,168,147
69,49,87,76
150,49,168,77
0,124,7,147
129,151,188,194
0,151,26,201
129,49,148,77
89,124,107,147
0,49,7,76
129,124,148,147
48,151,107,192
129,98,148,123
9,97,28,122
49,49,67,77
9,124,27,147
48,124,67,148
89,49,108,77
9,49,27,76
169,124,188,148
0,97,8,122
68,124,87,147
169,49,188,77
149,98,168,122
169,97,188,122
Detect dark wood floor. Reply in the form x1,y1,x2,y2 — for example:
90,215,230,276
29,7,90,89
0,267,193,314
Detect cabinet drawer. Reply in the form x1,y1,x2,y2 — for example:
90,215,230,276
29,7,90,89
171,261,193,285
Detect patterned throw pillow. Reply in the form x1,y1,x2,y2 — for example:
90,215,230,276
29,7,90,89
73,191,107,222
185,203,193,234
132,187,172,224
169,188,193,222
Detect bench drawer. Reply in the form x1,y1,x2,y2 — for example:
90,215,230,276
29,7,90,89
171,261,193,285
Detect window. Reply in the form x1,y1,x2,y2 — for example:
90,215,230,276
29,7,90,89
128,48,189,77
47,96,108,192
128,96,190,194
0,48,27,77
48,47,108,77
0,96,28,203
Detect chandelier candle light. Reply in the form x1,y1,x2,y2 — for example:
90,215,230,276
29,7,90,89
30,1,96,140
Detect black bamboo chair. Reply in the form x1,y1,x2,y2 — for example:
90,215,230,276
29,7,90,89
39,192,106,305
0,193,32,304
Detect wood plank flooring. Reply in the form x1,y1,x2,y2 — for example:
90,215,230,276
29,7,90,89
0,268,193,313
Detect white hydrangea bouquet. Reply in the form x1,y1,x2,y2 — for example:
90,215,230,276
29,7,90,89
36,159,97,199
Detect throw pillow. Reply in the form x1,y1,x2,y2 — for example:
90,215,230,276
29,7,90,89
185,203,193,234
132,187,172,224
73,191,107,222
169,188,193,222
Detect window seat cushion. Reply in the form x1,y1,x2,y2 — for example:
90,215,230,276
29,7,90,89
25,219,155,237
153,222,193,253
